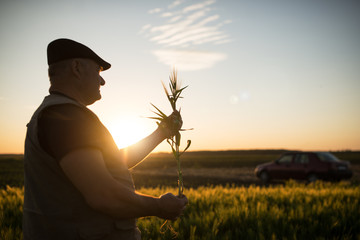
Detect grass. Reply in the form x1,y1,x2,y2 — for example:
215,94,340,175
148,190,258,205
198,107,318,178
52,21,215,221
1,182,360,240
0,186,23,240
138,182,360,239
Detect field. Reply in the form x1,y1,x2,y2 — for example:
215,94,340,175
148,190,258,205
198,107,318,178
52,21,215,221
1,151,360,239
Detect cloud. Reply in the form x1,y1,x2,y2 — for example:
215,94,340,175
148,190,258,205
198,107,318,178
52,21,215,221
182,0,216,13
148,8,163,14
169,15,182,23
141,0,232,71
150,10,219,47
161,12,174,17
138,24,152,35
168,0,184,9
152,49,226,71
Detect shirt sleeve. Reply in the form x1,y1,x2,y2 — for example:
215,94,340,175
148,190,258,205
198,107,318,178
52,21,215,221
38,104,108,161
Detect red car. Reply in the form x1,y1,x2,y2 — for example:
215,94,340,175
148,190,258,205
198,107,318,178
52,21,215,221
254,151,353,183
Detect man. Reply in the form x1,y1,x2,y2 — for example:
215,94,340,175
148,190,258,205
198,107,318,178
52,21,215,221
23,38,188,240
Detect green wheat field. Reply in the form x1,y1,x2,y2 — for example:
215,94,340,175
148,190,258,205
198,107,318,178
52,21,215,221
1,151,360,239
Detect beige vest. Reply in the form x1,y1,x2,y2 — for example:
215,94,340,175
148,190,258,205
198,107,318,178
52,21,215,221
23,94,140,240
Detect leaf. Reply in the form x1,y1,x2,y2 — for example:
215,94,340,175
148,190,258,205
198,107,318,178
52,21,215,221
175,86,188,97
151,110,166,119
170,144,177,157
174,86,187,102
175,132,181,147
180,128,194,131
169,82,174,94
147,117,164,121
180,140,191,156
167,138,175,149
178,85,188,92
184,140,191,152
161,81,170,97
150,103,167,118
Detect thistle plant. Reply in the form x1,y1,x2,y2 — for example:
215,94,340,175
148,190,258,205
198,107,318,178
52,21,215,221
150,69,191,197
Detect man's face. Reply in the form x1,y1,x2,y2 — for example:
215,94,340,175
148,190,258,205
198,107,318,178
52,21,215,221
79,59,105,105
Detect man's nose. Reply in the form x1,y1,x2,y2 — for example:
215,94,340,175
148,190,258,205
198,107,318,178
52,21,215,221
100,76,105,86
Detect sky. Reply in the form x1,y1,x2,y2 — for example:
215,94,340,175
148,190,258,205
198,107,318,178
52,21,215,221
1,0,360,154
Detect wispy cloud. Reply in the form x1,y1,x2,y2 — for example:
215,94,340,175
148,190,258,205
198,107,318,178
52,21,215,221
168,0,185,9
153,49,226,71
148,8,163,14
140,0,232,71
182,0,215,13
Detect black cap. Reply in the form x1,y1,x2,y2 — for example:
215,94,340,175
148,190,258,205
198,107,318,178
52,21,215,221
47,38,111,70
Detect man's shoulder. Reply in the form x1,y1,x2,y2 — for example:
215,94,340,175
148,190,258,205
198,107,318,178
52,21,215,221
39,104,102,128
41,103,85,118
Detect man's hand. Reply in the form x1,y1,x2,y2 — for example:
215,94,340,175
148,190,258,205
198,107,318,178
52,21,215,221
156,193,188,221
120,110,183,169
158,111,183,139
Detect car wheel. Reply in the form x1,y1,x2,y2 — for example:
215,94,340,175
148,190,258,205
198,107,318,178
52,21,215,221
260,171,269,183
307,173,318,183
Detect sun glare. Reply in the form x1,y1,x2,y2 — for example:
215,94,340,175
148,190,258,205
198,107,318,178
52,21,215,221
107,117,150,149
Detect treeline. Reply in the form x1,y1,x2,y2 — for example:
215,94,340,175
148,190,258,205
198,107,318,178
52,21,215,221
138,150,360,169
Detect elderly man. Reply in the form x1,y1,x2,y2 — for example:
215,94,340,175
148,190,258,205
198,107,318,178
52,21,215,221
23,38,188,240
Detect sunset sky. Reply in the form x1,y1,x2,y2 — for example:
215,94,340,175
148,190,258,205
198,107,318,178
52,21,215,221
1,0,360,153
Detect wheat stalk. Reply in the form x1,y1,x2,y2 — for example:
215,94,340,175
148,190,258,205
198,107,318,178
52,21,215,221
150,69,191,197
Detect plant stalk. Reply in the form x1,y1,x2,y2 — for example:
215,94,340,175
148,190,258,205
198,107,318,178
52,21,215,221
150,69,190,198
176,144,183,197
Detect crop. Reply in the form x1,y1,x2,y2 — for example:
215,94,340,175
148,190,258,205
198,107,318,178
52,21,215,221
138,181,360,239
150,69,191,197
0,186,23,240
1,182,360,240
1,154,360,239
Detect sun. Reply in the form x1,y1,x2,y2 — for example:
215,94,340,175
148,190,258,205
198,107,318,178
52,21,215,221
107,117,151,149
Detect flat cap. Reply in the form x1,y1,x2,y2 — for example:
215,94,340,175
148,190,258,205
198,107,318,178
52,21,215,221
47,38,111,70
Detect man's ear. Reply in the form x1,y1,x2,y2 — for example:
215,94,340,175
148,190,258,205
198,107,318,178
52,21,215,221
71,59,82,79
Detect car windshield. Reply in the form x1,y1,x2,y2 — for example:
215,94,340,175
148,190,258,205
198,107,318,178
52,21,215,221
277,155,293,164
316,152,340,162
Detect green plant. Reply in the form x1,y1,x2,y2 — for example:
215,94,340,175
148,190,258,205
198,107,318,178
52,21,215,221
2,183,360,239
149,69,191,197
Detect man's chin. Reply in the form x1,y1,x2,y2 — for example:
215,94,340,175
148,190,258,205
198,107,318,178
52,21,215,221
95,94,102,102
86,95,101,106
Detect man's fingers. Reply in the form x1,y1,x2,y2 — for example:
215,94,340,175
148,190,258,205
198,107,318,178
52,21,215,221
182,196,188,205
177,195,188,205
158,192,188,220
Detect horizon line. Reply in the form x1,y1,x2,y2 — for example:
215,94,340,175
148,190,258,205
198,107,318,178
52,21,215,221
1,148,360,156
